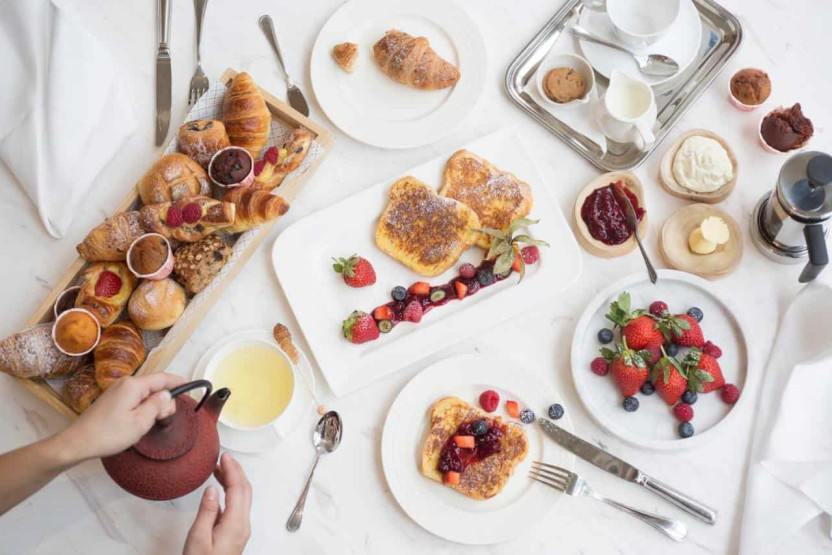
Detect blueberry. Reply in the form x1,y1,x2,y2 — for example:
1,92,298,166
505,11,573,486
476,266,495,286
687,307,704,323
520,408,535,424
681,390,698,405
664,342,679,357
547,403,564,420
640,381,655,395
391,286,407,302
471,419,488,436
597,328,614,344
623,397,639,412
678,422,695,438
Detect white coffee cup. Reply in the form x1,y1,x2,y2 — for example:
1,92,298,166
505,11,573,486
607,0,680,48
598,70,657,149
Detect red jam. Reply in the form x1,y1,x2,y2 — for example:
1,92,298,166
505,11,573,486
580,182,645,245
437,420,505,475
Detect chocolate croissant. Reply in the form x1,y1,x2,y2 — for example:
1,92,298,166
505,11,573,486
222,72,271,159
94,321,146,390
222,188,289,233
373,30,460,90
76,211,145,261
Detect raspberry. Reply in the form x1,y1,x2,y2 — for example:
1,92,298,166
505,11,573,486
649,301,668,317
673,403,694,422
182,203,201,224
94,271,123,297
402,300,423,323
520,246,540,264
721,384,740,404
458,263,476,279
702,341,722,359
253,159,266,176
479,390,499,412
590,357,609,376
264,146,278,165
165,205,184,227
645,344,662,365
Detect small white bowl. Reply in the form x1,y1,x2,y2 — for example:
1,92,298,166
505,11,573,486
52,308,101,357
126,233,174,280
535,53,595,110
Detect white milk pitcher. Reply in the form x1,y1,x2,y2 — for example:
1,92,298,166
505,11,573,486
598,70,657,149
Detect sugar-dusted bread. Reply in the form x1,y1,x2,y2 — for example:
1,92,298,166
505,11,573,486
421,397,528,500
375,177,480,277
439,150,533,249
137,153,211,205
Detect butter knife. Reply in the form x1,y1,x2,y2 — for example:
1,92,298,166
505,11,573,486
610,183,657,284
258,15,310,117
538,419,717,524
155,0,173,146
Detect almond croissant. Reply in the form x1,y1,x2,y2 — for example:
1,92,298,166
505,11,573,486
373,30,460,90
222,188,289,233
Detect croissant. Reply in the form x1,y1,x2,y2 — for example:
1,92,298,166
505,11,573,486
94,321,146,390
373,30,460,90
223,72,271,159
0,324,85,379
75,262,137,327
76,211,145,261
252,128,313,191
64,365,102,413
139,196,236,242
222,188,289,233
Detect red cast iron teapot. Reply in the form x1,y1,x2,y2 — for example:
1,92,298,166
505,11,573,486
102,380,230,501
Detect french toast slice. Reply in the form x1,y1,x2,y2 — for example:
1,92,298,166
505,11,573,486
421,396,528,500
439,150,533,249
375,177,481,277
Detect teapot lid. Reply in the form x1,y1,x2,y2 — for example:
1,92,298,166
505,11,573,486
777,151,832,222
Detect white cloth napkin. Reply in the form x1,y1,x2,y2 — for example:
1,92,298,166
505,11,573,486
0,0,136,238
739,283,832,554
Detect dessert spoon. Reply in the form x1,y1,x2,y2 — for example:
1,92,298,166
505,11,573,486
571,25,679,77
286,411,342,531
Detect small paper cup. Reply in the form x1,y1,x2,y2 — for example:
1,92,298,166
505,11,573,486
728,68,771,112
52,308,101,357
208,146,255,189
535,53,596,110
758,106,809,155
53,285,81,320
126,233,174,280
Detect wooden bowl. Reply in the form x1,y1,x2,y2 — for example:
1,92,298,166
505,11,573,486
659,129,738,203
659,204,743,280
573,171,648,258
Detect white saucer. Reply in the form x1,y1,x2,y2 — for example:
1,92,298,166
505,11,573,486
570,270,749,451
578,0,701,89
310,0,486,149
381,353,574,545
191,329,316,454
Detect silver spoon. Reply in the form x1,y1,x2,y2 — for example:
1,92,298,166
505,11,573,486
286,411,342,531
571,25,679,77
611,184,658,284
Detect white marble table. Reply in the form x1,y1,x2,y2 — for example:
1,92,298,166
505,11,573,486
1,0,830,553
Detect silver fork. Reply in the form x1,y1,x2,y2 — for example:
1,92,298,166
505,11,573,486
530,461,687,542
188,0,210,106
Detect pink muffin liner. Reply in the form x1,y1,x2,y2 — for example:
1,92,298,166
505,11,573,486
208,146,255,189
728,68,770,112
126,233,175,280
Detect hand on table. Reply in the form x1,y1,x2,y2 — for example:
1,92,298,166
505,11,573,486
185,453,252,555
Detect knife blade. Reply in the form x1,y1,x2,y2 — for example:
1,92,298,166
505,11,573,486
538,419,717,524
155,0,173,146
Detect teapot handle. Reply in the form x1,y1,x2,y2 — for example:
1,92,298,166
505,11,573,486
169,379,213,412
799,224,828,283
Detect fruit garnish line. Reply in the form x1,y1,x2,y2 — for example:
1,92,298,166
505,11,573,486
341,220,548,345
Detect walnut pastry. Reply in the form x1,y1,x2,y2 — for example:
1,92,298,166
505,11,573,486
173,235,231,294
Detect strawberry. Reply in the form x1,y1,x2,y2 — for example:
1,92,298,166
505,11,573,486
454,280,468,300
444,471,461,485
650,347,688,405
601,338,649,397
264,146,279,165
408,282,430,296
658,314,704,348
453,435,475,448
506,400,520,418
683,349,725,393
605,293,664,349
332,255,376,288
521,245,540,264
165,205,184,227
702,341,722,359
479,390,500,412
373,305,394,321
94,271,123,297
253,159,266,176
182,202,202,224
341,311,379,344
402,301,423,323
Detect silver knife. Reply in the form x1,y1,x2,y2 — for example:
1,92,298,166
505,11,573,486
155,0,173,146
258,15,310,117
610,183,657,284
538,418,717,524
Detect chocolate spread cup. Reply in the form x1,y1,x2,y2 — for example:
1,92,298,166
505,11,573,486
52,308,101,357
53,285,82,320
758,106,811,155
126,233,174,280
207,146,255,189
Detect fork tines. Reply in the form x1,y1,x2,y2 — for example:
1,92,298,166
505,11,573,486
529,461,572,492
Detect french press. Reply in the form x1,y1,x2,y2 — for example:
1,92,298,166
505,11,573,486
751,152,832,282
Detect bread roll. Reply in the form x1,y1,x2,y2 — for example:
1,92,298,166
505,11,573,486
137,153,211,205
128,279,186,330
0,324,85,379
94,321,146,389
64,365,102,412
177,119,230,168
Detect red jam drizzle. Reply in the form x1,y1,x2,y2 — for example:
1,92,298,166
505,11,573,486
580,182,645,245
437,420,505,475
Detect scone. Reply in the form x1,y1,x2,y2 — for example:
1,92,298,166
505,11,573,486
332,42,358,72
375,177,480,277
439,150,533,249
173,235,231,294
421,397,528,500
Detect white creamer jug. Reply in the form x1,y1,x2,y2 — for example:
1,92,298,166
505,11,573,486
598,70,657,149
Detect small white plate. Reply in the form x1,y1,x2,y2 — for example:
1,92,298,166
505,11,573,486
191,330,316,454
310,0,486,149
271,128,582,397
570,270,749,450
381,353,574,545
578,0,701,90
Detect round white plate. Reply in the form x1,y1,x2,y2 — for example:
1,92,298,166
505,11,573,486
570,270,749,451
381,353,573,545
310,0,486,149
191,329,316,454
578,0,701,89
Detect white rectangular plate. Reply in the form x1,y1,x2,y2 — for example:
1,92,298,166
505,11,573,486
271,128,582,396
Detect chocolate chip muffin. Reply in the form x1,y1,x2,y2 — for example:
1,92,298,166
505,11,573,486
173,235,231,294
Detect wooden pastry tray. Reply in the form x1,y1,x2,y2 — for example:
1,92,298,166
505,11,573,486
18,68,334,419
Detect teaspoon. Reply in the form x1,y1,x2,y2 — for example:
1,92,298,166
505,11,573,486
571,25,679,77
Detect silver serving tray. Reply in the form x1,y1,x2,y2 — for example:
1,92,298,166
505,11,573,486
505,0,742,171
